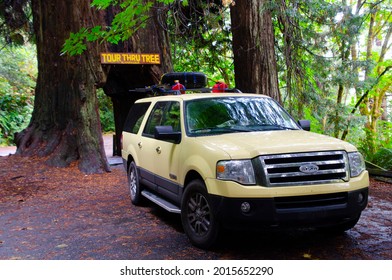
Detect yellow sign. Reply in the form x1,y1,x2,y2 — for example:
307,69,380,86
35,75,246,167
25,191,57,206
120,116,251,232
100,53,161,64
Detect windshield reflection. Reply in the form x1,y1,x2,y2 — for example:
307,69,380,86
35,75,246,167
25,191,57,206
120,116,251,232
185,96,299,136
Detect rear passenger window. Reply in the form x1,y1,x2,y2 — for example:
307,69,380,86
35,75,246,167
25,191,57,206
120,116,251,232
123,102,151,134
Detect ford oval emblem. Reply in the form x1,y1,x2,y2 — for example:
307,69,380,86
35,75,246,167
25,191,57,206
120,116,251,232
299,163,319,173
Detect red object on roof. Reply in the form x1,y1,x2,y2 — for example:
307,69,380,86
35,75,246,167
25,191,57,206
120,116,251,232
171,80,186,94
212,81,228,93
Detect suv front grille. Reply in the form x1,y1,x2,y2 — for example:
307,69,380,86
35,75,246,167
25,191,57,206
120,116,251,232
274,192,348,209
259,151,349,187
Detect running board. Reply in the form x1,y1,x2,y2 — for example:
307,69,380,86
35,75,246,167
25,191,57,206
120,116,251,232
141,190,181,214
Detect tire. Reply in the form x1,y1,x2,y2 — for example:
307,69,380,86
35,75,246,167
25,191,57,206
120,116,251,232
127,161,143,205
181,179,219,249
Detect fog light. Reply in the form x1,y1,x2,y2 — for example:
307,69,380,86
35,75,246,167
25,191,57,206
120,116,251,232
241,202,251,213
357,192,364,204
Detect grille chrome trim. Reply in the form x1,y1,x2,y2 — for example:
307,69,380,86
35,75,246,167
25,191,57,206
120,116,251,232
259,151,349,187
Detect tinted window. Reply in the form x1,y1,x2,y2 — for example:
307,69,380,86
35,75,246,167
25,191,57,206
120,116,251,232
143,101,181,136
123,102,151,134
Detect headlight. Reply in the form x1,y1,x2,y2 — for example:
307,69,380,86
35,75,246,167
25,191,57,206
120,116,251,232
216,160,256,185
348,152,366,177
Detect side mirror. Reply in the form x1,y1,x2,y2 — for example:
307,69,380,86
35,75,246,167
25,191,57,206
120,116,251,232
298,120,311,131
154,126,181,144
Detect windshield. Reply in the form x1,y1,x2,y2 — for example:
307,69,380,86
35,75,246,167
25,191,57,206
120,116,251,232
185,96,300,136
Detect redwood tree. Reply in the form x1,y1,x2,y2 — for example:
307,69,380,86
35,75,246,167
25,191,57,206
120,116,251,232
230,0,281,102
15,0,172,173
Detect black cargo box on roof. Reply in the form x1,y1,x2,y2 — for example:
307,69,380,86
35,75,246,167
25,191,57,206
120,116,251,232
160,72,207,89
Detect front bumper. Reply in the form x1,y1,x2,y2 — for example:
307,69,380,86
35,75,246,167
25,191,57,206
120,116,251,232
210,187,368,230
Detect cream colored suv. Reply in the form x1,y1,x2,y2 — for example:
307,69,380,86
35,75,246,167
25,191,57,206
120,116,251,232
121,93,369,248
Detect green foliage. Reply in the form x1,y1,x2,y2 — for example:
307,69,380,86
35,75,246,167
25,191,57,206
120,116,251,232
97,89,115,132
169,2,234,86
358,120,392,163
371,148,392,171
91,0,116,9
62,1,233,85
0,43,36,145
0,78,34,146
0,43,37,94
62,0,175,55
303,107,324,134
273,0,392,167
62,28,89,55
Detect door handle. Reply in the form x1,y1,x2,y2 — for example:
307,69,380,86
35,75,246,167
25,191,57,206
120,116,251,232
156,146,161,154
138,142,142,149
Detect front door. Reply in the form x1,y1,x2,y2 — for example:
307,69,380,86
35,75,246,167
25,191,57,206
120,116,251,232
141,101,182,201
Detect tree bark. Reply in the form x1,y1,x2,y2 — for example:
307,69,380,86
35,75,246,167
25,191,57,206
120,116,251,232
15,0,172,173
230,0,281,102
15,0,110,174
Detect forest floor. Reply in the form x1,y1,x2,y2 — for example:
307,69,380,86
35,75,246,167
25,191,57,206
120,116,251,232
0,135,208,259
0,136,391,260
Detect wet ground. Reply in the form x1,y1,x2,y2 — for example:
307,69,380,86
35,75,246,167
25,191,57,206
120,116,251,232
0,136,391,260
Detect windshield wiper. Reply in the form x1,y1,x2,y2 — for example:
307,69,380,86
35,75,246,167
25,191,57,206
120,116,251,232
242,124,298,131
191,126,252,134
191,127,216,133
269,124,298,130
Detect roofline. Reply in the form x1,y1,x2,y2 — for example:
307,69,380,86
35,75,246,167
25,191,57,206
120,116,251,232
135,92,272,103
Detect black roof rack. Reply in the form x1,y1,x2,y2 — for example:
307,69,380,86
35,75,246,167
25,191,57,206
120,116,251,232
128,72,241,96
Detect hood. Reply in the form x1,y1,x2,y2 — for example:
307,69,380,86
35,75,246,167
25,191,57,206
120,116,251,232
194,130,357,159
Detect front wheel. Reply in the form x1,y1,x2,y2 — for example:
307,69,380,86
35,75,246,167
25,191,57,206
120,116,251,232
127,161,143,205
181,179,219,249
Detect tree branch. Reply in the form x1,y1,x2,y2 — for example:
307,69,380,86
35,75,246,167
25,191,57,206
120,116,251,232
341,65,391,140
351,65,392,115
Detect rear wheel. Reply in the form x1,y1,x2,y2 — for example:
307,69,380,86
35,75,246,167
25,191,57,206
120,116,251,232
181,179,219,249
127,161,143,205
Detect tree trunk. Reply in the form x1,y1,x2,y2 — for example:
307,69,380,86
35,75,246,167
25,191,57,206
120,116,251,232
230,0,281,102
102,1,173,156
15,0,110,174
13,1,97,173
15,0,173,173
